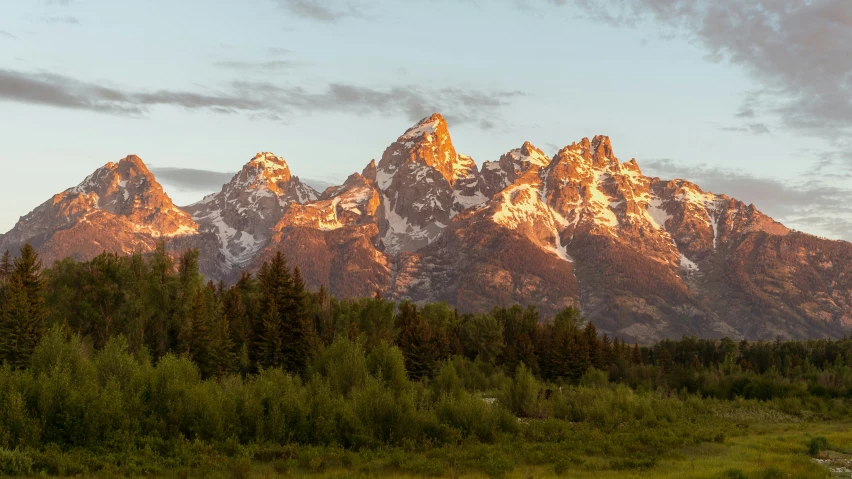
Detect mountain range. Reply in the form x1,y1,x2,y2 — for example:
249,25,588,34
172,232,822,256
2,113,851,342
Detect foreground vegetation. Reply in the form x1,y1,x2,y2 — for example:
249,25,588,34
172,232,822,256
0,245,850,477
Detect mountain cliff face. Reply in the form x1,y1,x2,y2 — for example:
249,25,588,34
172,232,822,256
5,116,852,342
0,155,196,264
183,152,318,281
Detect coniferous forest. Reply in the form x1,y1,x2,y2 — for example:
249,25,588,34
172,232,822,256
1,244,852,478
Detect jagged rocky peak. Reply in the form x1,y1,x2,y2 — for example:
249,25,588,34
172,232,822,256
362,159,377,181
480,141,551,198
184,151,319,276
236,152,294,193
375,114,477,254
376,113,472,188
0,154,197,262
192,151,318,210
62,154,194,230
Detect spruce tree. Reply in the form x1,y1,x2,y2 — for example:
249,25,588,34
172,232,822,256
183,289,212,376
222,287,248,351
283,267,317,373
0,250,11,283
583,321,603,370
0,244,46,369
209,312,238,378
396,302,437,380
631,344,643,365
254,253,293,370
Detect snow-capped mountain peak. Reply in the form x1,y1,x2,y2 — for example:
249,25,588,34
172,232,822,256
4,116,847,344
184,152,319,274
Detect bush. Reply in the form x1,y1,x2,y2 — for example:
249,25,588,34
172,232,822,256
367,341,409,394
501,363,541,418
0,448,33,476
808,436,831,456
309,338,369,397
723,469,747,479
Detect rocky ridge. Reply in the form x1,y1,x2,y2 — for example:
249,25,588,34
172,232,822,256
3,115,851,342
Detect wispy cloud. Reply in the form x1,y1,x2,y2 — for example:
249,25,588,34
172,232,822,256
0,31,16,39
0,68,522,128
267,47,292,56
718,122,771,135
149,167,234,193
43,15,80,25
151,166,339,196
273,0,362,22
566,1,852,144
643,158,852,240
213,60,298,72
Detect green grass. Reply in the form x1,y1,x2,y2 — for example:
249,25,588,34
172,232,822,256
19,421,843,478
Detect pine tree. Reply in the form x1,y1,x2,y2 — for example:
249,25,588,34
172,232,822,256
209,312,238,378
0,250,11,283
657,346,674,374
183,289,212,376
253,255,291,370
222,287,249,350
600,334,612,365
314,284,334,346
631,344,643,365
283,267,317,373
583,321,603,370
0,244,46,369
252,254,317,374
396,302,437,380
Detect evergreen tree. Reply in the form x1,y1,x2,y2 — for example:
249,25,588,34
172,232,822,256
283,267,317,373
396,302,437,380
253,256,290,369
182,289,212,376
583,321,603,370
252,254,317,373
631,344,643,365
0,250,11,283
222,286,249,350
209,311,238,378
0,244,46,369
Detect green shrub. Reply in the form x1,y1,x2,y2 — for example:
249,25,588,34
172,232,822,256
367,341,409,394
310,338,369,397
501,363,541,418
0,447,33,476
808,436,831,456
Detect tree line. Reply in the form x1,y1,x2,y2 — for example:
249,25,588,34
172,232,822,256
2,243,852,395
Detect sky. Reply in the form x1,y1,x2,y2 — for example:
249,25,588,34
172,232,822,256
0,0,850,239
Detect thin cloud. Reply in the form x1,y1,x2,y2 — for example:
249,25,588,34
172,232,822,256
151,166,339,195
267,47,292,56
0,31,16,39
214,60,298,72
149,167,234,193
43,15,80,25
273,0,361,22
643,158,852,240
719,122,771,135
0,68,521,128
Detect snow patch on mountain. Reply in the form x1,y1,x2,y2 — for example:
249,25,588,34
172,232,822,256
680,254,699,272
401,117,441,141
381,194,444,254
646,197,671,230
492,183,574,262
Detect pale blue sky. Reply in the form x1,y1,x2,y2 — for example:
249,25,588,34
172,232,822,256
1,0,850,238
